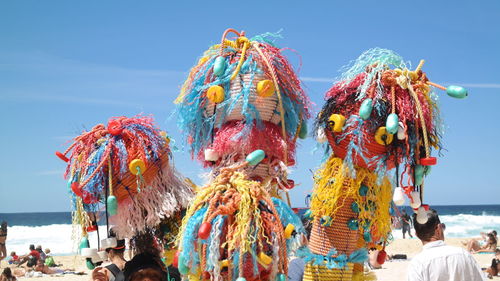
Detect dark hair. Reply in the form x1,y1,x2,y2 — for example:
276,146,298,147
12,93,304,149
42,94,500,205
29,244,35,251
413,209,441,242
487,233,497,247
1,221,7,231
495,248,500,254
2,267,13,278
492,230,497,237
123,253,167,281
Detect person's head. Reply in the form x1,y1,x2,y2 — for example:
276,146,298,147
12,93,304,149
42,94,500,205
487,233,497,246
1,221,7,231
491,230,497,237
36,245,42,252
10,251,16,256
29,244,35,251
2,268,13,278
123,253,167,281
413,209,445,242
495,248,500,258
107,239,126,258
44,248,51,254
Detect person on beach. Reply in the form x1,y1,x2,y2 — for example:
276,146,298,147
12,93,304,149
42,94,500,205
287,216,312,281
44,249,57,267
0,268,17,281
121,252,180,281
407,209,485,281
7,252,19,265
0,221,7,262
485,249,500,279
35,245,46,262
16,244,40,267
92,235,127,281
401,210,413,239
466,232,498,253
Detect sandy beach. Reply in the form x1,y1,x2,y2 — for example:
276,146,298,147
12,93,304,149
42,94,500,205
1,238,497,281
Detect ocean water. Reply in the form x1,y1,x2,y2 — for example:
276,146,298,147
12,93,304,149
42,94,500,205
1,205,499,255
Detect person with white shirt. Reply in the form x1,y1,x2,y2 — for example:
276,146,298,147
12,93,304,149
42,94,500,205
407,209,486,281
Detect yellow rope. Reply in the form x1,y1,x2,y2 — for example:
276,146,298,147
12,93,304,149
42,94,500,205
407,82,430,158
230,37,250,81
108,157,113,196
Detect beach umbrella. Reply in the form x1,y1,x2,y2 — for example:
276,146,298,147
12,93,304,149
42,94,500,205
56,115,193,268
304,48,467,280
174,29,311,281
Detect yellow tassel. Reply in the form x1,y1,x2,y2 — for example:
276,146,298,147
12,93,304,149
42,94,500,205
310,155,393,244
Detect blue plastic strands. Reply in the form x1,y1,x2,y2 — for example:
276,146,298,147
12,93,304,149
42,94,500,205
297,247,368,270
338,48,408,100
180,207,207,270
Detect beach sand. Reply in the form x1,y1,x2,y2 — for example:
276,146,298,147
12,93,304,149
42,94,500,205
1,238,498,280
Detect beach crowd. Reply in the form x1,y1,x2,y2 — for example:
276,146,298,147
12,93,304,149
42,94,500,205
1,212,499,281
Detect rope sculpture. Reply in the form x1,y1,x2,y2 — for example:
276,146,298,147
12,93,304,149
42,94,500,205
55,115,193,269
305,48,467,280
175,29,311,281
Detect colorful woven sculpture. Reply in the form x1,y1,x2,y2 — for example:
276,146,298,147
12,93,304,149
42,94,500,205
305,48,467,280
55,115,193,268
175,29,311,281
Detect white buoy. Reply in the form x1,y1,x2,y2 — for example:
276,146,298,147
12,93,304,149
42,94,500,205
204,149,219,161
316,129,327,143
397,122,406,140
393,187,405,206
416,206,429,224
410,191,421,209
81,248,98,258
100,237,117,249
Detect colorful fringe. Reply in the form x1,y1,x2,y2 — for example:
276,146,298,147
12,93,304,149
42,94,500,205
175,29,311,178
57,115,193,239
176,168,305,281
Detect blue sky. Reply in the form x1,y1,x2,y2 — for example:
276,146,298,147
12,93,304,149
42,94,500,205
0,1,499,213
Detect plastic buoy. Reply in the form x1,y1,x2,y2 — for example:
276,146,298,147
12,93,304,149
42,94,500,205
284,224,295,239
107,119,123,136
71,182,83,197
198,222,212,240
257,80,275,97
328,114,346,133
299,120,308,139
375,127,394,145
410,191,421,209
359,98,373,120
416,206,429,224
386,113,399,134
172,251,180,268
55,151,69,162
393,187,405,206
107,195,118,216
246,150,265,166
351,202,360,213
204,149,219,162
129,159,146,175
206,85,225,104
419,157,437,166
359,185,369,196
446,85,468,99
213,56,227,76
377,249,387,265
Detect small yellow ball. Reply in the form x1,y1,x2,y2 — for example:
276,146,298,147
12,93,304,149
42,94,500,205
257,80,275,97
206,85,225,104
